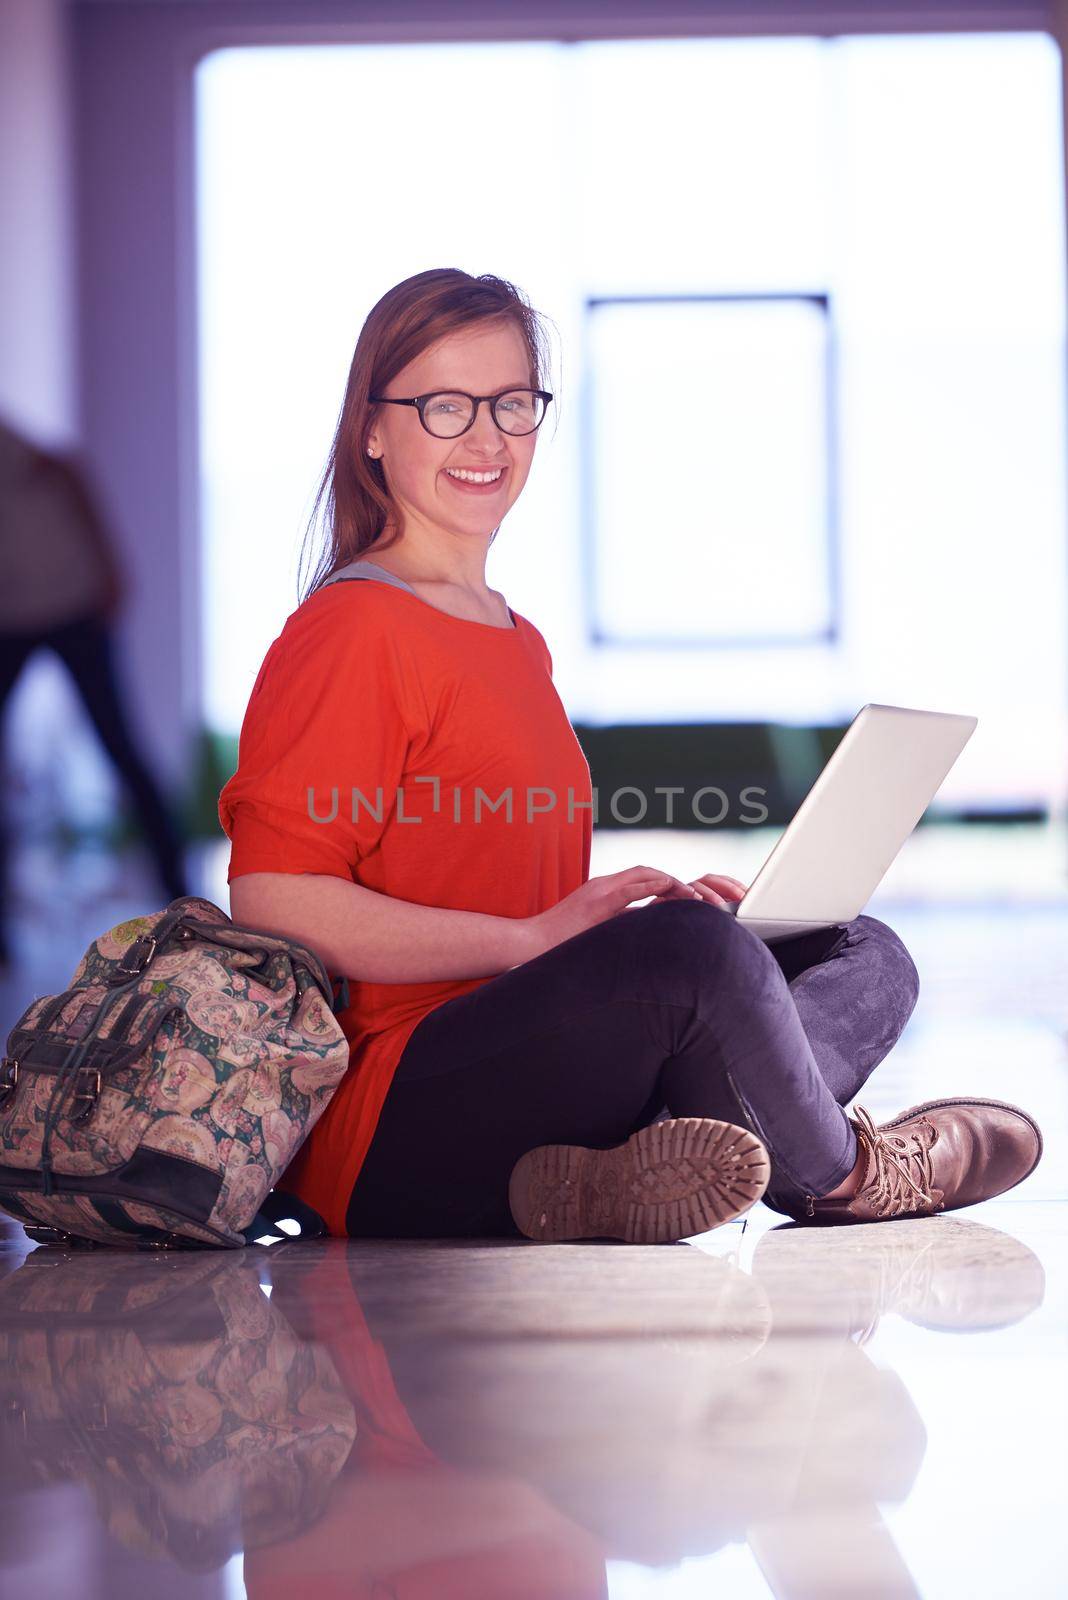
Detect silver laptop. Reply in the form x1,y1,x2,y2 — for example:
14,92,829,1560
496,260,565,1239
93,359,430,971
725,703,978,943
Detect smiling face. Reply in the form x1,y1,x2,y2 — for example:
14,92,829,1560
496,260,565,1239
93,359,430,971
366,318,540,546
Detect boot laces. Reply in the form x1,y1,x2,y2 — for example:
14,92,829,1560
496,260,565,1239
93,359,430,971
851,1105,940,1218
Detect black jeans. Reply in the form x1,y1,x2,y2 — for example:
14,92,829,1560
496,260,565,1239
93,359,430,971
345,898,921,1238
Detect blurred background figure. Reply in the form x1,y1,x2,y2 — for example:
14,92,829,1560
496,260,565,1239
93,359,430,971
0,415,189,968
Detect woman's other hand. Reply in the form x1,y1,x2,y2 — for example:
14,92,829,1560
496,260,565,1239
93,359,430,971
524,866,702,957
647,873,748,911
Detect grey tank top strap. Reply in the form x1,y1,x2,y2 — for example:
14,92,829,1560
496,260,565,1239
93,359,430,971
321,557,516,628
321,559,418,596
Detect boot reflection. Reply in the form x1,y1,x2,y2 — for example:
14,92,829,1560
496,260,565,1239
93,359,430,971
741,1216,1045,1596
750,1212,1047,1339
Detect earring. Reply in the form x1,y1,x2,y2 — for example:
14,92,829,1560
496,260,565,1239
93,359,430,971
367,447,376,457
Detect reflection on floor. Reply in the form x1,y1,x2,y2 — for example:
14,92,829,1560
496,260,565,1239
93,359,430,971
0,1206,1062,1599
0,832,1065,1598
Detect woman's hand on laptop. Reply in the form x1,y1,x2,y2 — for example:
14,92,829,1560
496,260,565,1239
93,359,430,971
648,873,748,911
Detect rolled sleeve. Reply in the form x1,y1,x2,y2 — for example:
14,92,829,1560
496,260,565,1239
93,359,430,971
218,592,412,884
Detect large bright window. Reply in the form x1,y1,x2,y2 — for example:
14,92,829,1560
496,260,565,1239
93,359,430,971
196,32,1067,812
587,294,834,646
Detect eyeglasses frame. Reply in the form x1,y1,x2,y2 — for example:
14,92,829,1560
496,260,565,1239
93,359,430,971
367,387,554,438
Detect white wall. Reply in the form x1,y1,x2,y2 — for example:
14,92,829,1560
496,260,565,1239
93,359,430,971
0,0,76,442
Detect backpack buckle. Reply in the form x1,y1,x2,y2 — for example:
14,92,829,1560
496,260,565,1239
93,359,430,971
0,1056,18,1104
70,1068,102,1124
114,933,157,978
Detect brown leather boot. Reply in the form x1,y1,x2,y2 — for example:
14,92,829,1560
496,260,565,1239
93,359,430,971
789,1097,1043,1225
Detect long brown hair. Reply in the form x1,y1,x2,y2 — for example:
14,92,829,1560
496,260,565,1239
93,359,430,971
297,268,556,603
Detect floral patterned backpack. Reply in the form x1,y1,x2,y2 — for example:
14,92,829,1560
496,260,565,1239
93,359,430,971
0,895,350,1248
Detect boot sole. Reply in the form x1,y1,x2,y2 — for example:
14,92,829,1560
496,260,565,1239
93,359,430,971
508,1117,771,1244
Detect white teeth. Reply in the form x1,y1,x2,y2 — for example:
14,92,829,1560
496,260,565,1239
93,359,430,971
446,467,503,484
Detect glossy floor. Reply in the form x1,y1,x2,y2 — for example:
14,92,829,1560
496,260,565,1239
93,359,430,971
0,834,1065,1598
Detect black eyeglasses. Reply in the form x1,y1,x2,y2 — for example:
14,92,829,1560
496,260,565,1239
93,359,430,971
368,388,553,439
